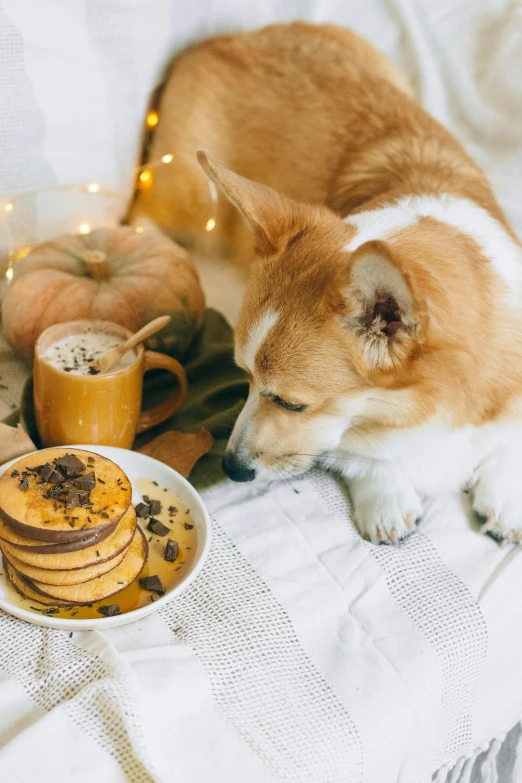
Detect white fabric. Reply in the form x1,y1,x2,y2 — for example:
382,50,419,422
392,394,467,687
2,472,522,782
1,1,522,781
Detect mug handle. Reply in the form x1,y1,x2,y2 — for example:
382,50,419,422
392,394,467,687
137,351,188,433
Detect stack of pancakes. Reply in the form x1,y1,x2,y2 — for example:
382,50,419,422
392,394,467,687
0,448,147,607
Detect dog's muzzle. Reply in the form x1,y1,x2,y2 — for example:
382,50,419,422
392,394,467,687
221,451,256,482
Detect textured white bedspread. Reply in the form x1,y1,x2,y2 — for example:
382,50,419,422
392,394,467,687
1,1,522,781
1,472,521,782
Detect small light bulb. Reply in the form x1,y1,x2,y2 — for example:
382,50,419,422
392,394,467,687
135,226,144,233
146,111,159,128
162,154,173,163
205,218,216,232
139,170,152,183
87,183,100,193
13,245,32,262
6,267,13,281
4,203,13,212
79,222,91,234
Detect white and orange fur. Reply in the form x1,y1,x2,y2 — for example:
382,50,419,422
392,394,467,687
130,22,522,544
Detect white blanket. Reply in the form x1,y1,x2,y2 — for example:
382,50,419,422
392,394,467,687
1,472,522,782
1,1,522,781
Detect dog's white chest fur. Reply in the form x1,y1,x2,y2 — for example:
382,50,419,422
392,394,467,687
328,419,522,544
334,422,477,495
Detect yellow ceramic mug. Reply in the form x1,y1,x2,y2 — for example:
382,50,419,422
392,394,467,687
34,320,188,448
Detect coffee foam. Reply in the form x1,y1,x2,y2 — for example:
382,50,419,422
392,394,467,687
43,333,135,376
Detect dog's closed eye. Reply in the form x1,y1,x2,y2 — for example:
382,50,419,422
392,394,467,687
264,392,307,412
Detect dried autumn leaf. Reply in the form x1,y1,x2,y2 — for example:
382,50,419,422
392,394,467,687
0,423,36,464
137,429,213,478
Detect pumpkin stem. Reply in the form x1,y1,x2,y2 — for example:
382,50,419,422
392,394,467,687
83,250,111,281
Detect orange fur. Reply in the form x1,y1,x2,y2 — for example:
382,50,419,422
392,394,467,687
130,21,522,474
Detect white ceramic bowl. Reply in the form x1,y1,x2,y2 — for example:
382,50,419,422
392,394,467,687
0,445,211,630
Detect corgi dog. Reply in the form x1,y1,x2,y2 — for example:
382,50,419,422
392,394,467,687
130,22,522,544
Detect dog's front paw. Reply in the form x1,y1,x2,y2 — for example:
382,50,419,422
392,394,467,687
348,474,423,544
472,456,522,543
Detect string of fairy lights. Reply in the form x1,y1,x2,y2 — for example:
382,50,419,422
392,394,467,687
1,110,218,283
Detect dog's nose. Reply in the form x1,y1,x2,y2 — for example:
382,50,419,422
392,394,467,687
222,452,256,482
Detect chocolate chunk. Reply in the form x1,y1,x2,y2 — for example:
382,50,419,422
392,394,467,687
168,506,178,516
40,463,55,482
75,471,96,491
18,478,29,491
149,499,162,516
134,502,150,518
97,604,121,617
55,454,86,476
142,495,151,504
101,511,109,519
147,518,170,537
65,489,80,509
164,539,179,562
139,575,165,595
184,522,194,530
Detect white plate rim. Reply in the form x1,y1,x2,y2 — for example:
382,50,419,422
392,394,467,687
0,445,212,631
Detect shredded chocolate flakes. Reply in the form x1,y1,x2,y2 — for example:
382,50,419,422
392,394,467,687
18,478,29,491
139,575,165,595
147,518,170,537
97,478,105,484
168,506,178,516
164,539,179,562
97,604,121,617
10,470,19,477
184,522,194,530
101,511,109,519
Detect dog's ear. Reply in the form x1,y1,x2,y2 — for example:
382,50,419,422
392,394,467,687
342,240,424,370
197,149,301,256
